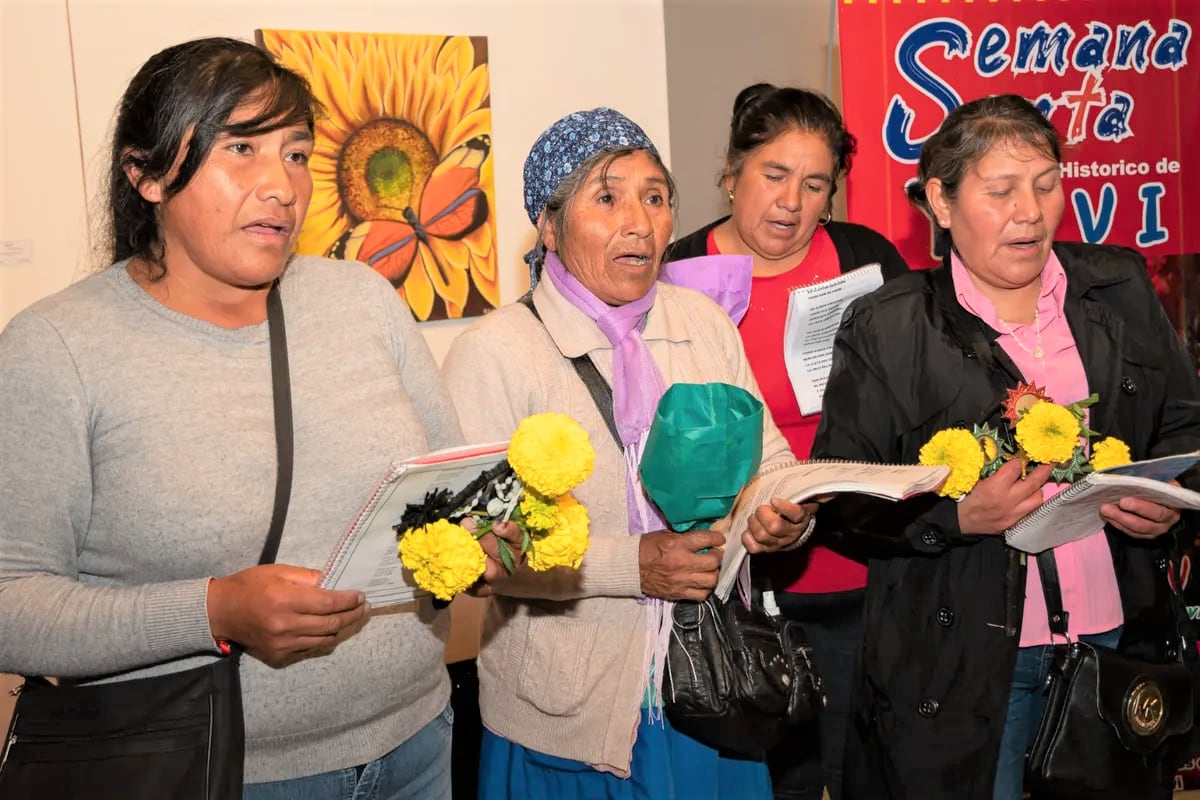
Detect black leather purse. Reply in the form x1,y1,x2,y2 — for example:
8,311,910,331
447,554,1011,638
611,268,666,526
1026,549,1195,799
0,282,294,800
662,584,824,757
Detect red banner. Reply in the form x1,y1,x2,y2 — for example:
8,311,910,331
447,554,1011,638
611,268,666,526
837,0,1198,269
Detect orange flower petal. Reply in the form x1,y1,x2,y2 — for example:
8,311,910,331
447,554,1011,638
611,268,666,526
436,36,474,85
423,240,470,313
469,252,501,308
447,108,492,150
403,255,436,321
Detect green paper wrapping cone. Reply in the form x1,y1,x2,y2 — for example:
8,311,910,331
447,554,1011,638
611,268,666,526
639,382,764,531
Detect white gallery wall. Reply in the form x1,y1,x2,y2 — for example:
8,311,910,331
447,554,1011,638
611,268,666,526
664,0,843,235
0,1,91,334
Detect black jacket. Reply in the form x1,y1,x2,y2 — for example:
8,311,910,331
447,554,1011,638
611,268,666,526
812,242,1200,799
665,216,911,283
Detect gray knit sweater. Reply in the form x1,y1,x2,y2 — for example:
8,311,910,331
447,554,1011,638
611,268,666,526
0,256,462,782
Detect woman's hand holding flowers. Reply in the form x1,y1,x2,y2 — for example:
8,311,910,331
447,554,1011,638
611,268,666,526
639,529,725,602
957,460,1054,535
465,520,525,597
743,498,816,554
920,383,1168,538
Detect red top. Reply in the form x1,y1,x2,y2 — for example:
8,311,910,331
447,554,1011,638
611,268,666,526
707,227,868,594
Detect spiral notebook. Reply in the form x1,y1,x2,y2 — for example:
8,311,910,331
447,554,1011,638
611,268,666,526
1005,451,1200,554
320,442,509,607
715,460,950,601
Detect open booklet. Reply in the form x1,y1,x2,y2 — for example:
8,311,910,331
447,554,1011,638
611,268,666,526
1005,451,1200,554
714,460,950,600
784,263,884,415
320,442,509,607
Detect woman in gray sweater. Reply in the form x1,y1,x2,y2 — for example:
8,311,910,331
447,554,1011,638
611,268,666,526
0,37,507,799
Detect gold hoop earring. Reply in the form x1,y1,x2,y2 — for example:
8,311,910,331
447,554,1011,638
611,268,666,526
818,211,832,226
727,189,734,202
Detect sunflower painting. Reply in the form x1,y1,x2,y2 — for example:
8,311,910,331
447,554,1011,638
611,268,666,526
258,30,499,320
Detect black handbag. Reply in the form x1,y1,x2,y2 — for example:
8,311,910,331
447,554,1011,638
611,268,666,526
0,282,294,800
1026,549,1195,799
662,584,824,757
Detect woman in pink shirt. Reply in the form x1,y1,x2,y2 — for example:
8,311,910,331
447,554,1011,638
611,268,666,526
812,95,1200,799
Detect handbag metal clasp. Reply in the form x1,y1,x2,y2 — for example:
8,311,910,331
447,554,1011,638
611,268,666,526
1126,679,1166,736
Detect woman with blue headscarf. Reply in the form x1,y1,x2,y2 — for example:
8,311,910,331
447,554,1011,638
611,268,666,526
442,109,815,798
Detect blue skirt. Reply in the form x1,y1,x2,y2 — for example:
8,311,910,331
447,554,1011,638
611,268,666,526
477,709,772,800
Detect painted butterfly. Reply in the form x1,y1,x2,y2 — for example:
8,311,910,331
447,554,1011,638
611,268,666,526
332,134,491,300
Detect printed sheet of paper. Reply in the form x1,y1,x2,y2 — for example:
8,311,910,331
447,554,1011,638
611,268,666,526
783,263,884,415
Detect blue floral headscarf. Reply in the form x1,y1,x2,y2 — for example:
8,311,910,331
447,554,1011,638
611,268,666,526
522,107,659,280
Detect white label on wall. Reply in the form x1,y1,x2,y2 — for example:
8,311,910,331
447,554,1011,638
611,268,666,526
0,239,33,267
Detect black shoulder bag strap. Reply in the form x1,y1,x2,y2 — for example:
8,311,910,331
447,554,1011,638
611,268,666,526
261,279,294,566
219,281,294,659
210,282,293,658
213,281,293,660
1036,549,1070,640
518,292,619,445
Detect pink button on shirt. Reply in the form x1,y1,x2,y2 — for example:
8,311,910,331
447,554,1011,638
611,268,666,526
953,252,1123,646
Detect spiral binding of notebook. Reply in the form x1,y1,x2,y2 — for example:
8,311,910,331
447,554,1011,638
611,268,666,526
320,461,409,582
1003,477,1095,545
1005,452,1200,554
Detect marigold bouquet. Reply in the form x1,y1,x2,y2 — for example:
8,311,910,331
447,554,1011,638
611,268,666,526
918,382,1132,499
396,412,595,600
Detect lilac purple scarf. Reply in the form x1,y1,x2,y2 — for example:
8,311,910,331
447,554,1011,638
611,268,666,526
543,252,677,709
658,254,752,325
544,252,667,449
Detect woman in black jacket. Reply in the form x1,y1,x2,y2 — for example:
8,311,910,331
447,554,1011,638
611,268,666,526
667,83,908,800
812,94,1200,799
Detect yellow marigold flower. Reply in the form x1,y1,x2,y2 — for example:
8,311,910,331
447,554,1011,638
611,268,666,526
398,519,486,601
919,428,985,499
520,490,560,531
528,495,590,572
1015,401,1082,465
1090,437,1133,472
508,413,595,497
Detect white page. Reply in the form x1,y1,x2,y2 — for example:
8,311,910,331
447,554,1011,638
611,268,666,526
321,445,508,607
783,263,884,415
1096,451,1200,483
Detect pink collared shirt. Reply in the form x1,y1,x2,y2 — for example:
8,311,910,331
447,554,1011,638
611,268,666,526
953,252,1123,646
